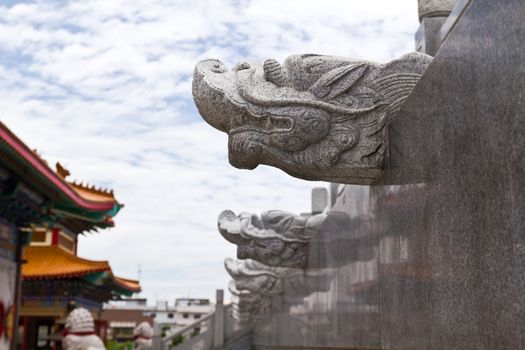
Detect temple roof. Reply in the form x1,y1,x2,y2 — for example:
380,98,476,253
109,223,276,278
113,276,142,294
68,181,115,203
0,121,122,232
23,245,111,279
22,246,141,295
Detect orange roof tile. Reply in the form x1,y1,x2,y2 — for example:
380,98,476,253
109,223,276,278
23,246,111,279
68,181,116,203
113,276,141,293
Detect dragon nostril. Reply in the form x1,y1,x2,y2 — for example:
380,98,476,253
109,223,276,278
209,61,227,73
234,62,251,71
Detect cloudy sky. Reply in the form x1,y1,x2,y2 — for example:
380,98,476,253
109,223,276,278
0,0,418,304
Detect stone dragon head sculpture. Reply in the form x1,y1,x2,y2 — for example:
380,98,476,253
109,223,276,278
228,280,270,324
193,53,431,184
225,258,287,323
225,258,336,322
218,210,325,268
224,257,288,295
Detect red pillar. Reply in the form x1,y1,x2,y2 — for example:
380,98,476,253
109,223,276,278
21,316,27,350
51,228,59,246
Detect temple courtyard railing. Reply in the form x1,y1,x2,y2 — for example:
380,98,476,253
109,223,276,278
153,290,250,350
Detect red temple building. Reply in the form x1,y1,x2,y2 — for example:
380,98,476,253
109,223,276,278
0,121,140,350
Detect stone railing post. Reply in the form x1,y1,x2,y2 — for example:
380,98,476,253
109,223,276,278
213,289,225,348
416,0,458,55
311,187,328,214
152,322,162,350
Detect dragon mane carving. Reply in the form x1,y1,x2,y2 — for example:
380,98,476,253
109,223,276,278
224,257,288,295
218,210,325,268
225,258,337,323
193,53,431,184
225,258,286,323
228,280,270,324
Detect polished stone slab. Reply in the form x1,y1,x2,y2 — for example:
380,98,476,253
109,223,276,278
439,0,472,42
418,0,457,20
251,0,525,348
383,0,525,348
253,185,381,349
415,16,448,55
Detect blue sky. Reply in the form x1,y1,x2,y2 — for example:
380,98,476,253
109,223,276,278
0,0,418,304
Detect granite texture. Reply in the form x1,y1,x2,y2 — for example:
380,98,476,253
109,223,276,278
225,258,280,324
439,0,472,42
253,185,380,349
218,210,326,268
226,258,334,326
249,0,525,348
415,17,448,56
193,53,431,184
418,0,457,20
225,258,289,296
382,0,525,348
229,281,270,324
311,187,328,214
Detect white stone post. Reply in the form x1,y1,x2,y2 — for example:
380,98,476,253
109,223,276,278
416,0,458,56
214,289,225,348
416,0,458,55
152,322,162,350
311,187,328,214
418,0,457,20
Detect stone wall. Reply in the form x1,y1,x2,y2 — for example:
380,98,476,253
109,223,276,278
250,0,525,348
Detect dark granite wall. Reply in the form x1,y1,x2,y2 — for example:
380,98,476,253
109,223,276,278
383,0,525,348
253,0,524,349
254,185,381,349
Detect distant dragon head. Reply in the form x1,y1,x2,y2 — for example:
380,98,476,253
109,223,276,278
224,257,286,295
193,53,431,184
218,210,325,268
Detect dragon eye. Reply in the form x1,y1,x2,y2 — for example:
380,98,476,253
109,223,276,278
337,134,355,148
327,150,340,164
247,142,262,155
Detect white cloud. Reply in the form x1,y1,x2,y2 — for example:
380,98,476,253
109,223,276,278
0,0,418,303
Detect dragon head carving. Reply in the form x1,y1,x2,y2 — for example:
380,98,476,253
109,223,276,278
228,280,270,323
193,53,431,184
218,209,325,268
224,257,287,295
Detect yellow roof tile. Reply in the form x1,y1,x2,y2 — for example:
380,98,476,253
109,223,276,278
113,276,141,293
23,246,111,279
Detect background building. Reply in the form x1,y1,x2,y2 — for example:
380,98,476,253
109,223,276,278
0,121,140,350
100,299,154,343
102,297,214,343
153,298,213,332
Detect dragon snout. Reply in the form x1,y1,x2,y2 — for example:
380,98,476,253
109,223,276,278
195,59,228,74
